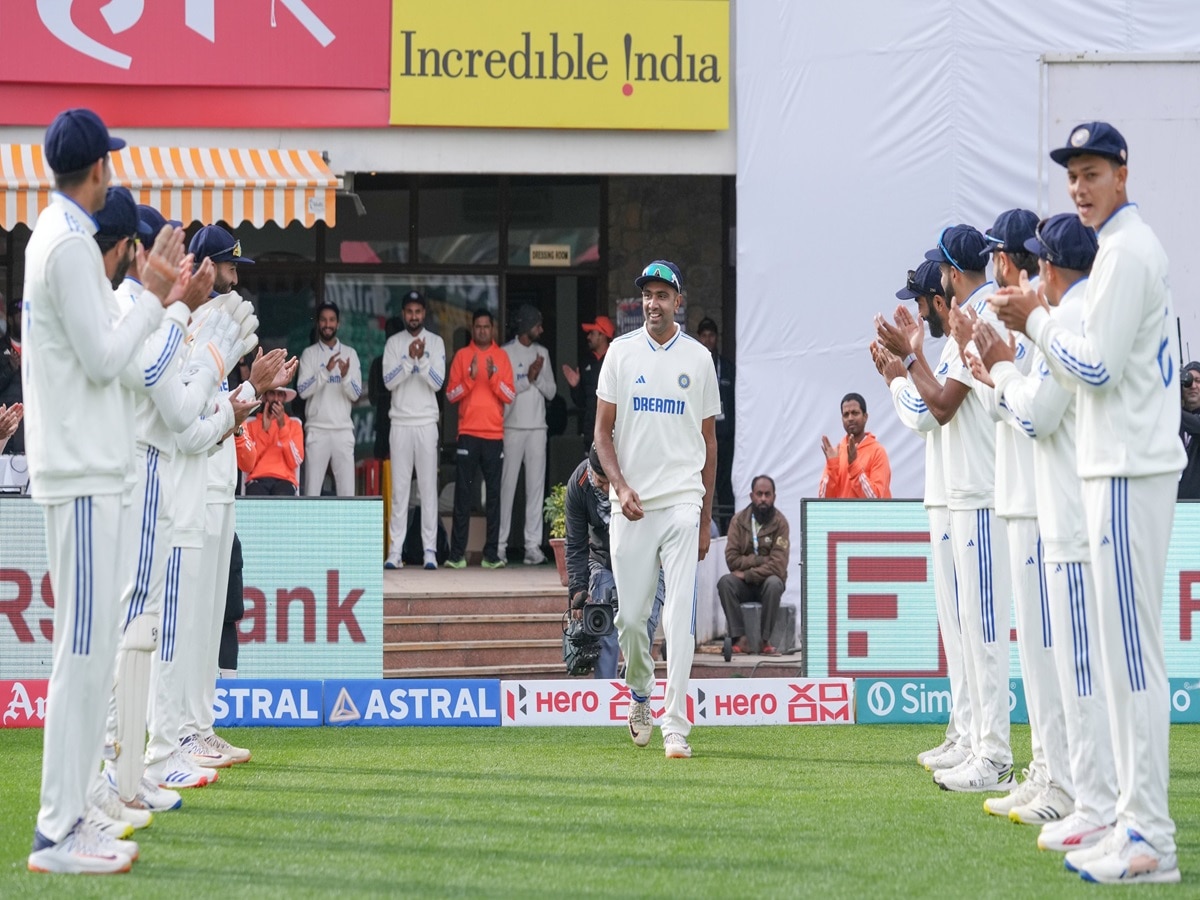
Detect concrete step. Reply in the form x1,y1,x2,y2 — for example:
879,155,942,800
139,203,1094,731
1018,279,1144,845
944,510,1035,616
384,639,565,670
383,613,563,644
384,663,568,679
384,594,565,618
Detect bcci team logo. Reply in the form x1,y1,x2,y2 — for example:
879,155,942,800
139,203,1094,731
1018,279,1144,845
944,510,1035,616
1070,127,1090,147
677,373,691,389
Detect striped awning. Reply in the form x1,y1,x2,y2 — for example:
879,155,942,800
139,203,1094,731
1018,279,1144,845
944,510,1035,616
0,144,340,230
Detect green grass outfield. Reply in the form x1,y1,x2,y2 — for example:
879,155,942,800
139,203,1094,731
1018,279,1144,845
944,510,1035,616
1,724,1197,898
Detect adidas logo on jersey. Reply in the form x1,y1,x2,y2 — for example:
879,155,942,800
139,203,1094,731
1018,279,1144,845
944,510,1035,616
1101,536,1111,547
940,533,950,542
636,375,647,384
1025,556,1036,565
966,539,975,547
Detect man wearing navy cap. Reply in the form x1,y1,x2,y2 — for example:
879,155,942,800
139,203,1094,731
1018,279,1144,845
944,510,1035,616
991,123,1182,884
973,213,1120,859
876,226,1015,793
93,186,150,287
594,259,721,760
975,209,1073,827
189,223,254,295
24,108,190,875
874,259,971,775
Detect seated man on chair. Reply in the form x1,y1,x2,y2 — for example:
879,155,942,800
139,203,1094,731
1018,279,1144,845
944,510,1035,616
718,474,790,654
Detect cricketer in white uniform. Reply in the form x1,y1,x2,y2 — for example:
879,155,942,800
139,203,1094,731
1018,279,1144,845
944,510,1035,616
882,260,971,773
595,260,720,761
297,300,362,497
878,225,1013,793
974,210,1071,825
981,212,1118,854
383,290,446,569
992,122,1183,885
24,108,186,875
498,304,556,565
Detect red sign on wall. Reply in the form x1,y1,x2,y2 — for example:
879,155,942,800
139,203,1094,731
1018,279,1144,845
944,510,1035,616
0,0,391,127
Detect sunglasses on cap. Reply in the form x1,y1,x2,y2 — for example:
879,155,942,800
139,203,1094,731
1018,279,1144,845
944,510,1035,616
1033,218,1060,266
640,263,680,290
937,227,964,273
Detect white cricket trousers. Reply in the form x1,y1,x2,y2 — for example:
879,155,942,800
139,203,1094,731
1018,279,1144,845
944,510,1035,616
145,542,202,766
948,507,1012,766
389,422,439,555
498,428,546,556
1003,516,1071,793
36,493,125,843
928,506,971,750
304,427,355,497
184,501,235,737
611,503,699,738
106,445,173,744
1082,474,1177,854
1043,558,1117,826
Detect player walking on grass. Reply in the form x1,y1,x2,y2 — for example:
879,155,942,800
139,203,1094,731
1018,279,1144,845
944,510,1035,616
595,260,720,760
24,108,188,875
990,122,1183,885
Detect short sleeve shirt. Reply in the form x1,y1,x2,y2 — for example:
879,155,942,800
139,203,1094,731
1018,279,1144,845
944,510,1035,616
596,324,721,510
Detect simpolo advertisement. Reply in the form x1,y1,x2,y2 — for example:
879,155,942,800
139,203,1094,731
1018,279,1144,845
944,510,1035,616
803,499,1200,682
0,497,383,681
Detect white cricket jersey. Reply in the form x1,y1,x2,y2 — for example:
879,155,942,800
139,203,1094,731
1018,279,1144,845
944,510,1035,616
114,277,218,459
888,339,947,508
502,338,556,430
596,324,721,511
297,339,362,432
993,279,1090,562
941,281,998,511
382,328,445,427
989,283,1037,520
175,391,235,545
1027,204,1185,479
21,193,166,503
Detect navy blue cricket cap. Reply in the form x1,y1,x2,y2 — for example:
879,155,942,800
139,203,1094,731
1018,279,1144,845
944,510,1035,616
44,108,125,175
634,259,683,293
981,209,1038,257
94,187,144,241
402,290,426,308
924,224,988,273
188,224,255,265
137,204,181,243
1049,121,1128,168
896,259,944,300
1023,213,1099,272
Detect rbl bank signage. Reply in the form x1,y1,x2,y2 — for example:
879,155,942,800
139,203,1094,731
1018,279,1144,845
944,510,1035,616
0,0,391,126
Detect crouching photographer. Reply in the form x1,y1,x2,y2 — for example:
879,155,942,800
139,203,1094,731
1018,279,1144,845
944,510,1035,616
564,443,663,678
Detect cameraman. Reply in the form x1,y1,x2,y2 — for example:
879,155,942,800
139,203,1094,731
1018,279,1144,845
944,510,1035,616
1179,361,1200,499
565,443,663,678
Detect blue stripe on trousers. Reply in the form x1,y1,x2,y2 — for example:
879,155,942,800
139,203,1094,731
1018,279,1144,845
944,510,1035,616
1067,562,1092,697
162,548,181,662
128,448,160,626
1111,478,1145,691
1037,536,1052,648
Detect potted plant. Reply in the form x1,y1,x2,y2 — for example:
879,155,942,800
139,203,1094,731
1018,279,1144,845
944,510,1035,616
544,483,568,586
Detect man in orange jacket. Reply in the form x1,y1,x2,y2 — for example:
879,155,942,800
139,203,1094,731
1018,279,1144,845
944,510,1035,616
444,309,515,567
236,387,304,495
818,392,891,498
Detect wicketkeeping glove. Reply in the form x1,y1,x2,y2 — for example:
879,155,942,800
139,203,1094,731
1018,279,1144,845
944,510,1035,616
180,309,239,385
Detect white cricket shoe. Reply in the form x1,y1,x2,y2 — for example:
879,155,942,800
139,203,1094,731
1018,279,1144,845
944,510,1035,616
1009,782,1072,826
628,699,652,747
384,550,403,570
90,776,152,830
983,768,1042,817
105,764,183,811
925,742,971,772
146,750,218,789
85,803,133,839
28,818,133,875
937,756,1015,793
1040,813,1114,853
664,732,692,759
423,550,438,570
917,738,953,768
204,732,251,764
1075,828,1180,884
524,547,546,566
182,732,233,769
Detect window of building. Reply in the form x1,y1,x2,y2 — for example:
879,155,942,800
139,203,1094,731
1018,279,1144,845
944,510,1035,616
507,179,601,267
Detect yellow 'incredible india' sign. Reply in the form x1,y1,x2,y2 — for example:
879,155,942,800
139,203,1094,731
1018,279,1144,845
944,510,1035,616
389,0,729,130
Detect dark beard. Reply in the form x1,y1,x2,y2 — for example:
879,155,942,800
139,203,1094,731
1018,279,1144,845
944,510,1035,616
752,504,774,524
926,308,945,339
